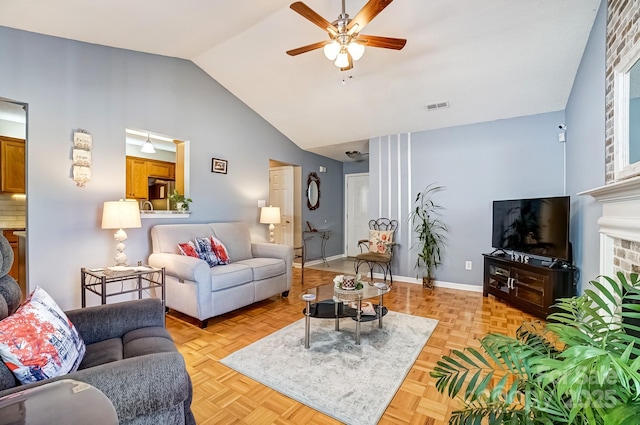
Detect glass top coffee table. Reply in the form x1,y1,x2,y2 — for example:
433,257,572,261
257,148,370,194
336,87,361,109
300,282,391,347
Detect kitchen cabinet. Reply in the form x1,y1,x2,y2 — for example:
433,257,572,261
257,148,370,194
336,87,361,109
483,254,575,318
126,157,176,199
126,157,148,199
0,136,25,194
147,159,175,179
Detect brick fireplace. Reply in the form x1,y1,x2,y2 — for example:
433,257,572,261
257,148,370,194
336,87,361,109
587,0,640,277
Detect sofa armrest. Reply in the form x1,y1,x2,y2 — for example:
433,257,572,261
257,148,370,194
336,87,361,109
252,243,293,291
149,253,210,284
252,243,293,265
0,352,191,423
74,352,190,422
65,298,165,345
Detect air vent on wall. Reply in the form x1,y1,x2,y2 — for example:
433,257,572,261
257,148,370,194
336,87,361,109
424,101,450,111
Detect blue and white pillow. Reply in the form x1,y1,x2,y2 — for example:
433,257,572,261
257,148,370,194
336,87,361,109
194,237,219,267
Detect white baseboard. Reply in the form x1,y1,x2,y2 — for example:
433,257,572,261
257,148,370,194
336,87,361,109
294,254,484,293
364,271,484,293
293,254,346,268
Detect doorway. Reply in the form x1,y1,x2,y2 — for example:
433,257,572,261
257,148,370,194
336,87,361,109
268,161,302,248
345,173,369,257
0,98,27,296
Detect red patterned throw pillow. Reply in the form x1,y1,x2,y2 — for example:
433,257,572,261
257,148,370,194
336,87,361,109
177,241,199,258
0,286,86,384
210,236,230,265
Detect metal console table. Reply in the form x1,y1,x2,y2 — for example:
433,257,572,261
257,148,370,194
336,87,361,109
81,266,165,309
302,229,332,266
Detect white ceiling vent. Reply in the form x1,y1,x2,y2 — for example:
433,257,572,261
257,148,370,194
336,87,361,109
424,101,450,111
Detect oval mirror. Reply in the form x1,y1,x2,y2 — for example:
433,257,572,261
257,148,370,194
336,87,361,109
307,172,320,210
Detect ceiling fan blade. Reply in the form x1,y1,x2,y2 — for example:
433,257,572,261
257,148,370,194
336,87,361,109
347,0,393,34
286,41,328,56
290,2,338,34
357,35,406,50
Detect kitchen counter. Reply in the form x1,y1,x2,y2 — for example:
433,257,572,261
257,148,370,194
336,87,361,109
140,210,189,219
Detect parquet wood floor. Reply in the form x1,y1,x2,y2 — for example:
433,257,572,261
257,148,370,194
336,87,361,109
166,267,537,425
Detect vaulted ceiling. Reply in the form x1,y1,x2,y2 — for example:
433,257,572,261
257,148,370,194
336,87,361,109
0,0,601,161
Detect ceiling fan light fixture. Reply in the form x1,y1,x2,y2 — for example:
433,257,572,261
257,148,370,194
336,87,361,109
140,135,156,154
347,41,364,61
323,40,340,60
334,47,350,68
345,150,369,161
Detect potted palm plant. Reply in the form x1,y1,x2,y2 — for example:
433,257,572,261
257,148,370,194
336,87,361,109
431,272,640,424
409,184,447,289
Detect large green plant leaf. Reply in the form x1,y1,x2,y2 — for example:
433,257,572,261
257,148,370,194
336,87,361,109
408,183,447,278
433,272,640,425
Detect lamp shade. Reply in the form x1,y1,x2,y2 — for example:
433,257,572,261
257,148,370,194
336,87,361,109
334,49,350,68
323,41,340,60
347,41,365,61
101,200,142,229
140,137,156,154
260,206,281,224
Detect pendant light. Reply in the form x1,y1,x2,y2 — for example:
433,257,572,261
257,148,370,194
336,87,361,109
140,134,156,154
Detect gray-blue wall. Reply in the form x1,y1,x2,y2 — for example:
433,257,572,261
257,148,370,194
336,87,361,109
370,111,567,287
0,26,343,309
343,160,369,175
366,2,606,290
565,0,606,291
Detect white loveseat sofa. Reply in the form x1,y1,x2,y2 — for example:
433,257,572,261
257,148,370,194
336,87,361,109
149,222,293,327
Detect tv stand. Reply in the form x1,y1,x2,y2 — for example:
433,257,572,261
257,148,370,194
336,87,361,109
483,254,575,318
489,248,508,257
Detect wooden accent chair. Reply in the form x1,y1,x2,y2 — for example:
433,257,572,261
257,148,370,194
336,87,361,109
354,218,398,284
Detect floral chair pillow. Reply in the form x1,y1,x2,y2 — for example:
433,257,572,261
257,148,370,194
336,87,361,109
368,230,394,254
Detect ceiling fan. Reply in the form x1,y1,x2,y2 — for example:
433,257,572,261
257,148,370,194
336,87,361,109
345,150,369,161
286,0,407,71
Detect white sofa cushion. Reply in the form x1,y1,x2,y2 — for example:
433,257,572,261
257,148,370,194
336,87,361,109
235,258,285,281
209,264,253,292
151,224,214,254
210,222,252,261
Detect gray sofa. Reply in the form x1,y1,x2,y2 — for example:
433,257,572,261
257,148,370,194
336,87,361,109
149,222,293,327
0,236,195,425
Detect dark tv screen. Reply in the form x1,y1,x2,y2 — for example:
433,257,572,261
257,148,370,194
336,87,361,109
492,196,570,261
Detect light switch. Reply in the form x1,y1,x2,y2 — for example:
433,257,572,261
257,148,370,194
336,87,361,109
258,200,266,208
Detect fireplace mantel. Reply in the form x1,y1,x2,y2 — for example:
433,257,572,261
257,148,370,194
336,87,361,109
580,175,640,244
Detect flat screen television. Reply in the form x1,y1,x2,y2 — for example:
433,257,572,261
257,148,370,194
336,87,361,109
492,196,570,261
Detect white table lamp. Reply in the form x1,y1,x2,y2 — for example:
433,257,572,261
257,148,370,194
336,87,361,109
260,206,281,243
102,199,142,266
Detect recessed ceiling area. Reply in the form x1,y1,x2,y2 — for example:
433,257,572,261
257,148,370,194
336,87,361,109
0,0,602,161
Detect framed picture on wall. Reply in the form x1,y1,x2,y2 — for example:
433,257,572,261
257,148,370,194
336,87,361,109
212,158,228,174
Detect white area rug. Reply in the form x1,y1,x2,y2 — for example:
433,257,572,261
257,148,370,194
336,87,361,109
220,311,438,425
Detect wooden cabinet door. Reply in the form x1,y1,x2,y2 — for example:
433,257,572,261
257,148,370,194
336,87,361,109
513,269,547,311
2,230,19,282
147,160,174,179
126,157,148,199
0,137,25,194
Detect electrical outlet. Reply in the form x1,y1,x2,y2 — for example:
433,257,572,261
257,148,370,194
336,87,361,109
465,261,472,270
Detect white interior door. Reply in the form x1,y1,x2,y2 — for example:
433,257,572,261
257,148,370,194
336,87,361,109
345,173,369,257
269,166,294,246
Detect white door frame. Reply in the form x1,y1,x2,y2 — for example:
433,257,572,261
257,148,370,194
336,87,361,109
344,172,369,257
